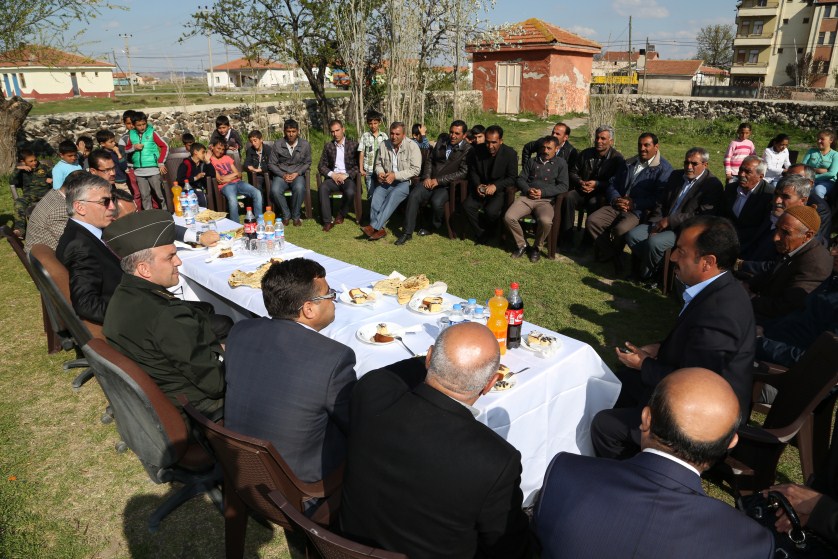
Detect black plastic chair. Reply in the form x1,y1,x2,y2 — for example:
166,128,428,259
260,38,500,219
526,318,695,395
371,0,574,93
268,490,408,559
82,339,222,531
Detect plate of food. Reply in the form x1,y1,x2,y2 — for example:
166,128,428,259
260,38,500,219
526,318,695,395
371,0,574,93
174,240,206,251
491,364,515,392
227,258,283,289
372,274,430,305
356,322,404,345
407,295,449,315
521,330,562,353
339,287,377,307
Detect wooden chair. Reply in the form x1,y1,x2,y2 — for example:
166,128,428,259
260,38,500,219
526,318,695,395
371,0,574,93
504,188,568,259
249,144,313,221
1,226,63,354
163,150,191,211
9,175,19,200
29,244,104,389
179,396,343,559
82,340,222,531
713,332,838,495
268,490,408,559
315,171,363,224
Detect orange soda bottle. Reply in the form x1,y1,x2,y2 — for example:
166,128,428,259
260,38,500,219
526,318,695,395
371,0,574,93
488,288,509,355
263,206,276,226
171,185,183,216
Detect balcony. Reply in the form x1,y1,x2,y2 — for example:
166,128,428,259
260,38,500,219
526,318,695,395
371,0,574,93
730,62,769,76
737,0,779,16
733,32,775,46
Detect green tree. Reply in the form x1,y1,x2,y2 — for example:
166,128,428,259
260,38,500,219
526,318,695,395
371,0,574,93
695,24,735,70
0,0,113,172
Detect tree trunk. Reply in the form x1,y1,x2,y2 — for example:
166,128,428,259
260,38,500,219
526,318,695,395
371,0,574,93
0,96,32,173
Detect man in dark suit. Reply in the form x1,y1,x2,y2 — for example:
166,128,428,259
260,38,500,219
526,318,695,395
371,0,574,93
268,119,312,227
339,322,532,559
787,163,832,244
592,215,756,459
520,122,577,170
224,258,355,483
318,119,359,231
460,125,519,244
721,155,773,256
625,147,724,283
537,368,774,559
395,120,470,244
56,173,121,325
746,205,833,323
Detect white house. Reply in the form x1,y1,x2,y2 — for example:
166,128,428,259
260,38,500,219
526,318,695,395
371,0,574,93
207,57,305,89
0,45,114,100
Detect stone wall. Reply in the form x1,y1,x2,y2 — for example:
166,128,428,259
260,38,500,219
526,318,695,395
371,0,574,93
761,86,838,102
22,97,352,147
613,95,838,130
425,90,483,114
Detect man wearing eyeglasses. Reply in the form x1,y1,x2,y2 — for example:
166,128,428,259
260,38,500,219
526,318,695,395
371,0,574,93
624,147,724,287
56,174,122,325
224,258,357,484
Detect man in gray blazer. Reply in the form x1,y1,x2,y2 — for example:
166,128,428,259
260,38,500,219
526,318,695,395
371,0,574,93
268,119,312,226
224,258,356,483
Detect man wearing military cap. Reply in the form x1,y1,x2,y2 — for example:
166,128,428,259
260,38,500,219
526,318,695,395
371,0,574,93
103,210,227,418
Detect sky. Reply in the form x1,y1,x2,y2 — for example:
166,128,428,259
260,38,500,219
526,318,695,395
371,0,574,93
68,0,739,73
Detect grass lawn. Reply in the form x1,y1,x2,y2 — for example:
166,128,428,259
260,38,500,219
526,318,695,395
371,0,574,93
0,111,810,558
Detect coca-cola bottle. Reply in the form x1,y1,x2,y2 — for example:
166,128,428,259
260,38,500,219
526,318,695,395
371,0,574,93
506,282,524,349
244,206,257,239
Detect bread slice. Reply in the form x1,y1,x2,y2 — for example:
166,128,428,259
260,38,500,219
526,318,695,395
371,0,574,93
349,288,369,304
373,278,400,295
397,274,430,305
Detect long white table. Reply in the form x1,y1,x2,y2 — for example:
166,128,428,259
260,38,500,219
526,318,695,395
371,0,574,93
175,218,621,504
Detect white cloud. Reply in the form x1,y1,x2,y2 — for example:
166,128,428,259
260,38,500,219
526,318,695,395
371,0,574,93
570,25,597,37
613,0,669,19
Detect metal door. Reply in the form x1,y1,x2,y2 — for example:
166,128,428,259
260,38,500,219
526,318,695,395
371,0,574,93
70,73,80,96
497,63,521,114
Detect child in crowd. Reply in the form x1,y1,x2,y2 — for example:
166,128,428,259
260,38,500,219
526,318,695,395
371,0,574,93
467,124,485,145
181,132,195,153
52,139,83,190
762,133,791,185
209,138,262,223
119,110,137,166
96,129,129,191
359,110,388,201
124,111,169,210
12,149,52,237
176,142,215,208
209,115,243,152
76,136,93,170
724,122,756,180
244,130,272,193
411,123,429,149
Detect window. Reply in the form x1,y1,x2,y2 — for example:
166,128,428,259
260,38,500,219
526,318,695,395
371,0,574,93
798,47,804,53
777,47,784,53
215,76,220,83
18,73,25,88
736,49,748,64
748,49,760,63
819,31,826,45
783,18,789,24
740,21,752,35
753,20,764,35
94,72,99,77
803,17,810,23
81,72,86,77
825,5,833,18
830,31,837,45
757,0,767,5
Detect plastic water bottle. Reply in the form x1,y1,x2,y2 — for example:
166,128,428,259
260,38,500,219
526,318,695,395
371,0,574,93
264,219,275,254
255,216,265,252
465,298,477,318
178,190,189,221
449,304,466,326
186,184,198,229
472,305,485,322
276,219,285,253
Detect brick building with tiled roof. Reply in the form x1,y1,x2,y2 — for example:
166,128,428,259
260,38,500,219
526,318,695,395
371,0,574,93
640,60,729,95
0,45,114,100
466,18,601,116
206,56,305,89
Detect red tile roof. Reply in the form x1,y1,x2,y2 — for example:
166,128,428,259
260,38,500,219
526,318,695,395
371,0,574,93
0,45,113,69
700,65,730,76
469,18,601,51
212,57,296,71
644,59,704,76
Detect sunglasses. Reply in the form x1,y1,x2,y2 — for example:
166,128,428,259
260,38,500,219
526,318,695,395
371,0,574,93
297,288,338,310
79,197,115,207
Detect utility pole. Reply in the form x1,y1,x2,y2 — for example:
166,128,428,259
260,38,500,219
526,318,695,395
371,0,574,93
643,37,649,95
119,33,134,94
628,16,633,94
199,6,215,95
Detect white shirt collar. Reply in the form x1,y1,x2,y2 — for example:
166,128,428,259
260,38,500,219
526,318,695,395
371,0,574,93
71,218,103,240
642,448,701,476
681,271,726,314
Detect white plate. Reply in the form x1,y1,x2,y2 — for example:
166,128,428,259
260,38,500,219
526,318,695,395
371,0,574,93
356,322,404,345
339,287,377,307
174,240,207,251
491,377,516,392
407,297,450,315
521,332,562,353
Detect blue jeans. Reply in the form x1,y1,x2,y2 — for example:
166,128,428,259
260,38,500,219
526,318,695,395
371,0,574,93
221,180,262,223
813,179,835,199
270,175,306,220
364,173,378,202
370,180,410,230
625,224,676,279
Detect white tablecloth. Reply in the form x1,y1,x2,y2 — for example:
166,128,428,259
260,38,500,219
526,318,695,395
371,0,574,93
175,218,621,503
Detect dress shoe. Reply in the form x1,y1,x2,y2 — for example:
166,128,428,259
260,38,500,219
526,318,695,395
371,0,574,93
282,218,290,226
529,249,541,263
511,246,527,258
293,218,302,227
334,214,345,225
395,234,412,246
322,222,334,232
368,228,387,241
417,228,432,236
361,225,375,237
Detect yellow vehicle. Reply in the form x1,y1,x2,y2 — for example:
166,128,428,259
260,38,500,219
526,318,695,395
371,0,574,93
591,73,638,93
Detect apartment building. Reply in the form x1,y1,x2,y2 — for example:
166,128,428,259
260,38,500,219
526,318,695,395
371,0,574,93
731,0,838,87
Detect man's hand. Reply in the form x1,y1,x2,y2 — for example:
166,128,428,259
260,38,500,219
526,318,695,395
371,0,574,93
484,184,497,196
360,168,367,177
580,180,596,193
651,217,669,235
418,124,426,136
134,143,144,150
615,341,653,370
46,178,53,184
527,188,542,200
199,230,220,247
769,484,824,533
16,164,31,171
221,172,238,183
423,178,438,190
159,164,168,176
333,172,347,185
284,172,298,182
383,172,396,185
614,197,631,212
